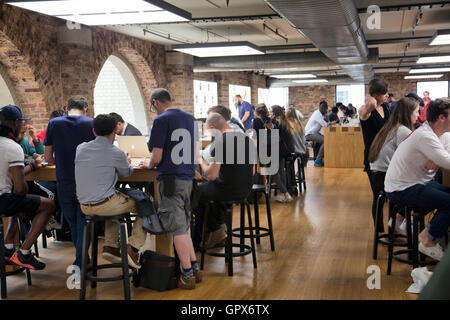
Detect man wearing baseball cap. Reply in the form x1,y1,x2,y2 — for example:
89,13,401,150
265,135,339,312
0,105,54,270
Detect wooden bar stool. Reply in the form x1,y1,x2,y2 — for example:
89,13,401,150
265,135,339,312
80,213,137,300
200,199,257,276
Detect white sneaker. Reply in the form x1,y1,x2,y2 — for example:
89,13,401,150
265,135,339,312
419,242,444,261
45,216,62,231
397,220,408,236
284,194,293,203
272,195,287,203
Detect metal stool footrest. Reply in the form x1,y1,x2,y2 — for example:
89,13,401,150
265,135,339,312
393,249,438,266
231,226,270,239
205,243,252,258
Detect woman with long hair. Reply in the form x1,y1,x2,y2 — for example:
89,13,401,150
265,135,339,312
270,105,295,203
286,107,308,165
368,97,420,235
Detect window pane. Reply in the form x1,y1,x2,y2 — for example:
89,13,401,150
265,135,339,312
229,84,251,117
336,84,365,109
194,80,218,119
258,87,289,109
416,81,449,101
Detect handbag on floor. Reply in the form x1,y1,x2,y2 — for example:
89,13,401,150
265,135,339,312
134,250,177,291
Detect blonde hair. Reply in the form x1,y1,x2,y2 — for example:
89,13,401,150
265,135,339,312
286,107,304,136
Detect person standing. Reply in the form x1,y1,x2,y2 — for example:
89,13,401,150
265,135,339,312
44,97,95,267
139,88,200,289
234,94,254,130
422,91,431,106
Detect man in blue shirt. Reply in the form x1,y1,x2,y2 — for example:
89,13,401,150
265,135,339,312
44,97,95,267
234,94,254,129
140,88,201,289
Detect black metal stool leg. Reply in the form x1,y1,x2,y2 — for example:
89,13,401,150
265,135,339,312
119,219,131,300
253,192,261,245
246,203,257,269
412,211,420,269
264,191,275,251
372,193,383,260
225,206,233,276
240,204,245,253
200,204,210,271
0,222,7,299
42,232,47,249
80,219,91,300
17,220,31,285
91,222,99,289
33,241,39,258
387,205,396,275
405,208,413,260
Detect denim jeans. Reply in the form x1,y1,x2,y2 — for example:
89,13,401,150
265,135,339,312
387,181,450,240
58,188,85,267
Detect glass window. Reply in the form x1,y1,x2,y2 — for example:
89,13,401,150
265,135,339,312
416,81,449,101
258,87,289,108
194,80,218,119
336,84,365,109
229,84,251,117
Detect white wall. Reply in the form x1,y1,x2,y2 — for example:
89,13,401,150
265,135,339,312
0,74,15,107
94,55,148,135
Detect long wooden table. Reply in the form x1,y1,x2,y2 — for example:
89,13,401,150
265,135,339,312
22,166,174,257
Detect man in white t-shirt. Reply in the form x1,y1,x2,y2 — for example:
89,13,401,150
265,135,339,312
0,105,54,271
305,101,336,166
385,99,450,261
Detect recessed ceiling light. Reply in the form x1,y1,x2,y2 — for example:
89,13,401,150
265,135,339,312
271,74,316,79
409,67,450,74
5,0,191,25
292,79,328,84
430,30,450,46
404,74,444,79
172,42,265,57
417,55,450,64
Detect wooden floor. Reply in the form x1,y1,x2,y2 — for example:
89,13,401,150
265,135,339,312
4,167,418,300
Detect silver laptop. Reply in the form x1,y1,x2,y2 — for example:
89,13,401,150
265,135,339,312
116,136,151,167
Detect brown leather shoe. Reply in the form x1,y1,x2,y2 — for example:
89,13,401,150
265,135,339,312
177,275,195,290
102,246,121,264
127,244,141,269
194,270,203,284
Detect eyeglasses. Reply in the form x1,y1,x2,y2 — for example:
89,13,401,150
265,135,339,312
150,100,156,113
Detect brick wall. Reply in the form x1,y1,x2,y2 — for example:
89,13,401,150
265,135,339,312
289,85,336,122
0,4,166,130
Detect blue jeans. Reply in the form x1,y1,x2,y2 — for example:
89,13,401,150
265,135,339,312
58,188,85,267
387,181,450,240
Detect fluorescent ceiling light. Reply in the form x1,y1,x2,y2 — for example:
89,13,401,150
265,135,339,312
417,55,450,64
292,79,328,84
172,42,265,57
272,74,316,79
5,0,191,25
404,74,444,79
430,30,450,46
409,67,450,74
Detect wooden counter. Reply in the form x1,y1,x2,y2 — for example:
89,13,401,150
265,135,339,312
444,170,450,187
324,126,364,168
24,166,174,257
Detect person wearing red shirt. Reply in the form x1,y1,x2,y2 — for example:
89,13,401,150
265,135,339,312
31,110,64,148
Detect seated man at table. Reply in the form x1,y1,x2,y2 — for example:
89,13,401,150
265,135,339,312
75,114,148,269
385,99,450,261
193,112,255,250
0,105,54,270
109,112,142,136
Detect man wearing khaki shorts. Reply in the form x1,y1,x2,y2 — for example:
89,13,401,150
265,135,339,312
75,114,146,269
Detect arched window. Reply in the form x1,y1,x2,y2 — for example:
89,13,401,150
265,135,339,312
0,73,15,107
94,55,148,135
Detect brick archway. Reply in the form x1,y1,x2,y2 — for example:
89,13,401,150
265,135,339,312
0,31,47,129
